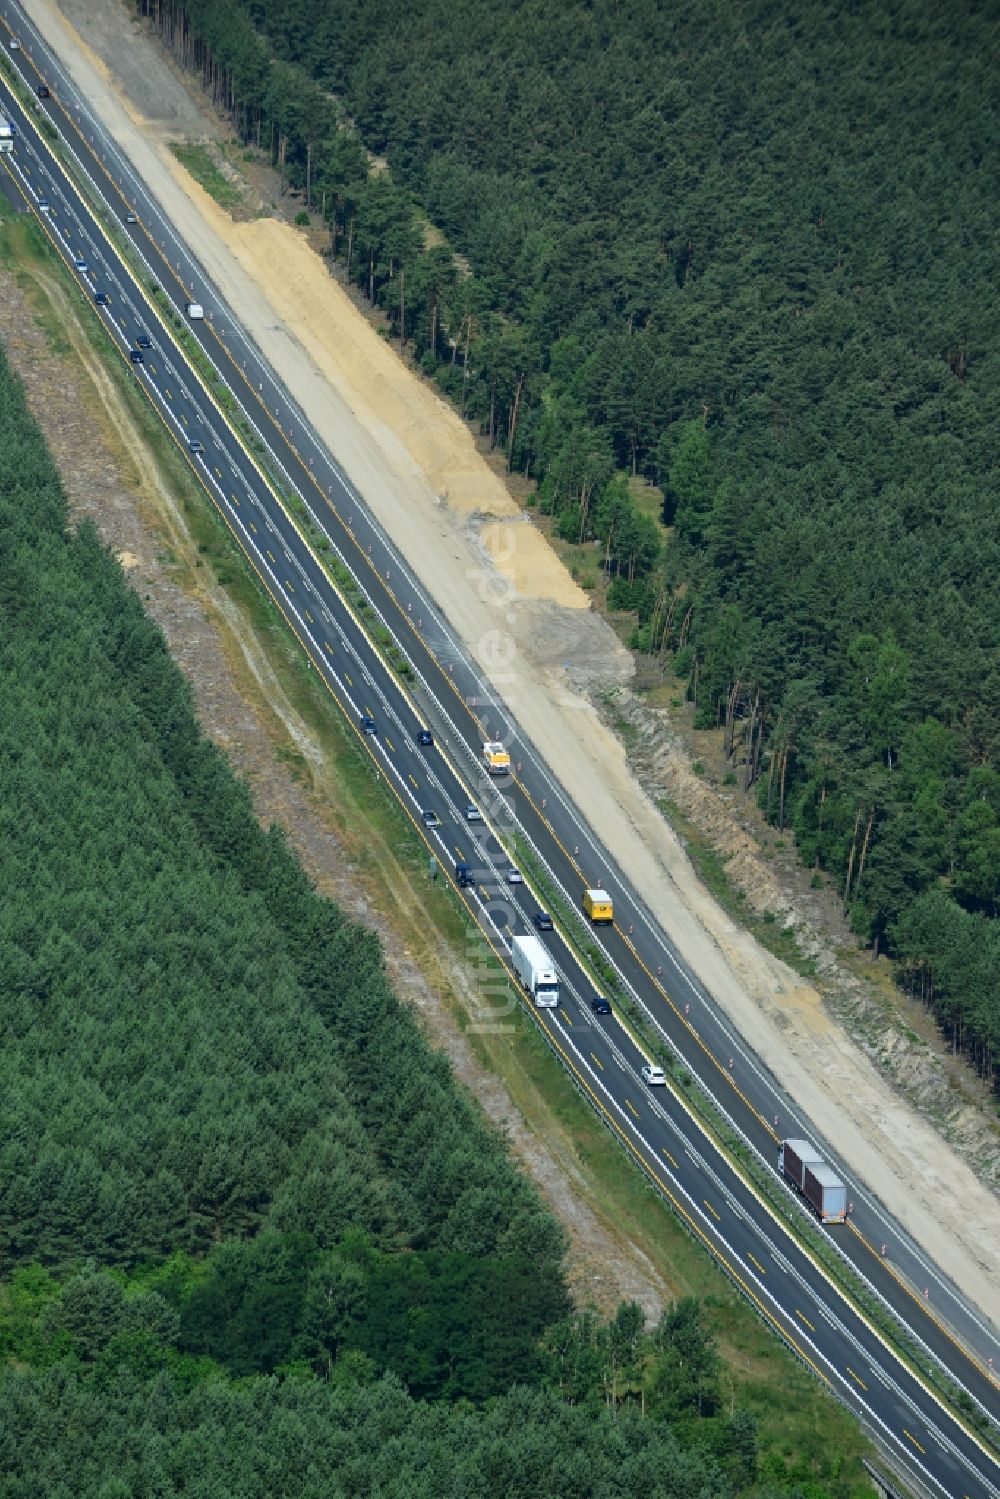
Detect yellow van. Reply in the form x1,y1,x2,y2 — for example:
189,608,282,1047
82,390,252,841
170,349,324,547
583,887,613,924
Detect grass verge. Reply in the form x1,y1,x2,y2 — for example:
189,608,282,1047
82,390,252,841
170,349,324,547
169,141,243,213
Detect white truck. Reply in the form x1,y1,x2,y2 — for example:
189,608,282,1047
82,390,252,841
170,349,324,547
0,117,15,154
511,934,560,1008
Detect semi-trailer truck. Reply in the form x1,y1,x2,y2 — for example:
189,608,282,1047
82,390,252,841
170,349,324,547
510,934,560,1008
779,1139,847,1223
0,117,15,153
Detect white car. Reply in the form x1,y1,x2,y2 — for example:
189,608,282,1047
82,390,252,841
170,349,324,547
641,1064,666,1087
9,37,20,50
38,198,50,215
506,865,523,885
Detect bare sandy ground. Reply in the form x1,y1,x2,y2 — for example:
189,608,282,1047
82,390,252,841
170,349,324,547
27,0,1000,1333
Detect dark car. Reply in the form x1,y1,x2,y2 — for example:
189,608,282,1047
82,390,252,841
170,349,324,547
590,995,612,1015
129,349,144,364
455,862,475,889
416,728,433,747
533,911,553,932
421,809,440,828
94,290,108,306
37,84,50,99
135,332,152,349
360,715,377,735
188,439,204,455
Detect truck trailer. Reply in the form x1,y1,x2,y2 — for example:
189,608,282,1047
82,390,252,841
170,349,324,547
779,1139,847,1224
510,933,560,1008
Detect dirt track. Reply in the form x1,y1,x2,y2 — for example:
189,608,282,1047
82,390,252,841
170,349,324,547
25,0,1000,1333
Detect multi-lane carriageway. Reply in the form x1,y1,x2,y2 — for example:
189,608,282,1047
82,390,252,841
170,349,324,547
2,11,999,1493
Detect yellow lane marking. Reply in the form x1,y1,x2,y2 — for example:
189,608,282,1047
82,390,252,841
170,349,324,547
165,387,172,399
626,1098,640,1119
704,1199,721,1222
231,494,239,506
795,1308,815,1332
214,466,222,478
283,579,293,592
408,774,419,790
249,521,257,533
661,1148,678,1169
305,610,313,623
846,1366,867,1392
385,736,395,752
564,1012,573,1025
266,550,275,562
344,673,352,686
590,1052,604,1071
748,1252,767,1276
322,640,333,653
847,1220,1000,1392
903,1429,925,1455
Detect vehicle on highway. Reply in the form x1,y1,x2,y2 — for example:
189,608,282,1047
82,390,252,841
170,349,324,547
360,715,377,735
532,910,553,931
464,804,482,822
483,738,511,775
0,118,13,154
73,255,87,272
583,886,614,924
591,995,612,1015
37,198,50,214
8,37,20,50
185,300,205,319
94,290,108,306
416,727,433,746
506,865,522,884
779,1139,848,1224
37,84,50,99
421,809,440,828
510,933,560,1008
125,211,138,224
129,350,144,364
135,331,151,348
188,439,204,455
641,1064,666,1086
455,861,475,889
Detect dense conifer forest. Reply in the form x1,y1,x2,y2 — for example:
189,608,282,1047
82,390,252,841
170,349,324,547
0,341,869,1491
135,0,1000,1082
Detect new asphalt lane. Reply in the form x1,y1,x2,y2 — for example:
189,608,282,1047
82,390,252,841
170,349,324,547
2,14,998,1494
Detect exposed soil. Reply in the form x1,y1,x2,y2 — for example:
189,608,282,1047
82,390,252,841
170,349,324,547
21,0,1000,1334
0,254,670,1323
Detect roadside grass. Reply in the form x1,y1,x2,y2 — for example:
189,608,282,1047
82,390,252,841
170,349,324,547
0,192,878,1492
169,141,243,213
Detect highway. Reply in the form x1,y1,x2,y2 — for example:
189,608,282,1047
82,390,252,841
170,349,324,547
2,11,999,1494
